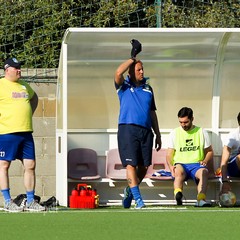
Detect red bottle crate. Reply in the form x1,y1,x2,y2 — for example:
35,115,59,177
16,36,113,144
69,183,99,209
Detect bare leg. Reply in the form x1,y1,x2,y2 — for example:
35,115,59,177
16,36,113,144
0,160,11,190
195,168,209,196
173,164,186,205
174,164,186,191
23,159,36,191
126,165,148,187
126,165,138,187
126,165,146,208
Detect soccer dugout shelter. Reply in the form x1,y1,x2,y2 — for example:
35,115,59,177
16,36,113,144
56,28,240,207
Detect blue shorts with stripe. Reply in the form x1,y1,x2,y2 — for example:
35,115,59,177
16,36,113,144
175,163,207,183
0,132,35,161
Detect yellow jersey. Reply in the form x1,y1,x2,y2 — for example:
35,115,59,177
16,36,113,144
0,77,35,134
172,126,205,164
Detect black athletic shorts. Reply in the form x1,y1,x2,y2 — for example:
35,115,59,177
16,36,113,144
117,124,154,167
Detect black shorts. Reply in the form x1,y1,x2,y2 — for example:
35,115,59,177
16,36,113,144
117,124,154,167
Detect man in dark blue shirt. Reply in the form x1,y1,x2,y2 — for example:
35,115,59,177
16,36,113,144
114,39,162,209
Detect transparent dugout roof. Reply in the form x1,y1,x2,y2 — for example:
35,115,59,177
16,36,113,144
67,31,221,62
57,29,240,130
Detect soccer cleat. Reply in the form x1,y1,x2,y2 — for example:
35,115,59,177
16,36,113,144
122,186,133,208
195,199,212,207
4,201,24,213
135,199,146,209
175,192,183,205
25,201,46,212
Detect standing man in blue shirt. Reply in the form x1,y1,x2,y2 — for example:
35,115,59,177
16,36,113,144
114,39,162,209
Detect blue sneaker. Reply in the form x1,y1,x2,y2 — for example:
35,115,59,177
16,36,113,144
122,186,133,208
135,199,146,209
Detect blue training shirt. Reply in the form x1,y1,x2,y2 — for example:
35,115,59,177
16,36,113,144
115,75,156,129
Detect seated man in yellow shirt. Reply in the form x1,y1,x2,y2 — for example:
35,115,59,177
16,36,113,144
166,107,213,207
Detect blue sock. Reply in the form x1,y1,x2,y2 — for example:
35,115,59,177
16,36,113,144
1,188,11,204
26,190,35,204
130,186,142,201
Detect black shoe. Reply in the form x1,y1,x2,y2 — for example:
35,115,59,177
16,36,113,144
40,196,58,208
175,192,183,205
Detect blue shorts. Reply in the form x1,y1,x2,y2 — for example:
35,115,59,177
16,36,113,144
117,124,154,167
0,132,35,161
175,163,207,183
227,155,240,177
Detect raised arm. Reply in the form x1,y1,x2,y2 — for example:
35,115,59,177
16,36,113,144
114,39,142,86
114,58,135,86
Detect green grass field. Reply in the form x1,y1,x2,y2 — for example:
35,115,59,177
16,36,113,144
1,206,240,240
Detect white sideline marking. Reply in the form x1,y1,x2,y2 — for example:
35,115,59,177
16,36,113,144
1,206,240,213
54,208,240,213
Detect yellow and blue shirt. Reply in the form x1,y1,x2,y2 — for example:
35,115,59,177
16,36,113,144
0,77,35,134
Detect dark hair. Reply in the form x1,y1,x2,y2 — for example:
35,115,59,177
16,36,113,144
237,112,240,125
178,107,193,119
128,60,142,76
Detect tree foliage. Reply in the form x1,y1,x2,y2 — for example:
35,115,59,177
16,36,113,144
0,0,239,68
161,0,240,27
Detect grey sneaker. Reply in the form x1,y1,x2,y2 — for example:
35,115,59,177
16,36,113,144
4,201,24,213
195,199,212,207
25,201,46,212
